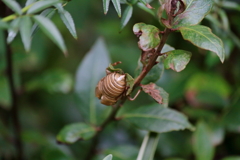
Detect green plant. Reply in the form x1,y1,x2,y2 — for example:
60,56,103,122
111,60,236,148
56,0,226,159
0,0,76,159
1,0,240,160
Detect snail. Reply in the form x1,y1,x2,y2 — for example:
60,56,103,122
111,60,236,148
95,62,141,106
95,62,126,106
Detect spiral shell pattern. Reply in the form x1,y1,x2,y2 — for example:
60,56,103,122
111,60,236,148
95,73,126,106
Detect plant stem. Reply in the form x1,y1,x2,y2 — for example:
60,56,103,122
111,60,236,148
5,34,24,160
0,2,24,159
85,2,177,157
85,28,171,160
137,132,160,160
84,99,126,160
134,28,171,87
1,3,34,22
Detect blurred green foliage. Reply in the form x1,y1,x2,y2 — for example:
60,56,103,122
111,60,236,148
1,0,240,160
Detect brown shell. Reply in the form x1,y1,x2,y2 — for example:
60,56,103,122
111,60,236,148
95,73,126,106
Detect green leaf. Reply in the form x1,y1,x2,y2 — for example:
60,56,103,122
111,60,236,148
54,3,64,12
219,9,229,31
107,62,124,73
138,0,147,5
25,69,72,93
208,122,225,146
103,154,113,160
137,2,155,17
128,0,138,5
32,15,67,55
120,5,133,30
7,18,21,43
42,147,74,160
222,157,240,160
137,132,159,160
0,19,9,29
172,0,213,28
57,123,96,144
193,121,215,160
205,15,221,28
228,30,240,51
54,3,77,39
75,38,111,125
220,1,240,11
25,0,37,6
126,73,134,96
111,0,121,17
161,44,175,53
163,50,192,72
103,145,138,160
103,0,111,14
19,16,32,52
2,0,22,15
59,10,78,39
27,0,62,14
31,8,56,36
133,23,160,51
121,104,194,133
141,83,169,107
179,25,225,63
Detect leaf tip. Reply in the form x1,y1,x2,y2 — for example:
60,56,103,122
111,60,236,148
74,35,78,40
220,52,225,63
63,50,68,57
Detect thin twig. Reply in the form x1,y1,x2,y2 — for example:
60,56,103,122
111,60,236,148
5,35,24,160
1,2,24,159
84,28,171,160
84,98,126,160
5,34,24,160
84,1,180,158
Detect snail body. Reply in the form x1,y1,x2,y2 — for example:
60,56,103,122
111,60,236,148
95,72,126,106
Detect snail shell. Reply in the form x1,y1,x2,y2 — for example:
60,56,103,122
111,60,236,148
95,72,126,106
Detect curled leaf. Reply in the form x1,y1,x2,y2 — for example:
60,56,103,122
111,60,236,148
141,83,169,107
126,73,134,96
107,62,124,73
133,23,160,51
172,0,213,29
